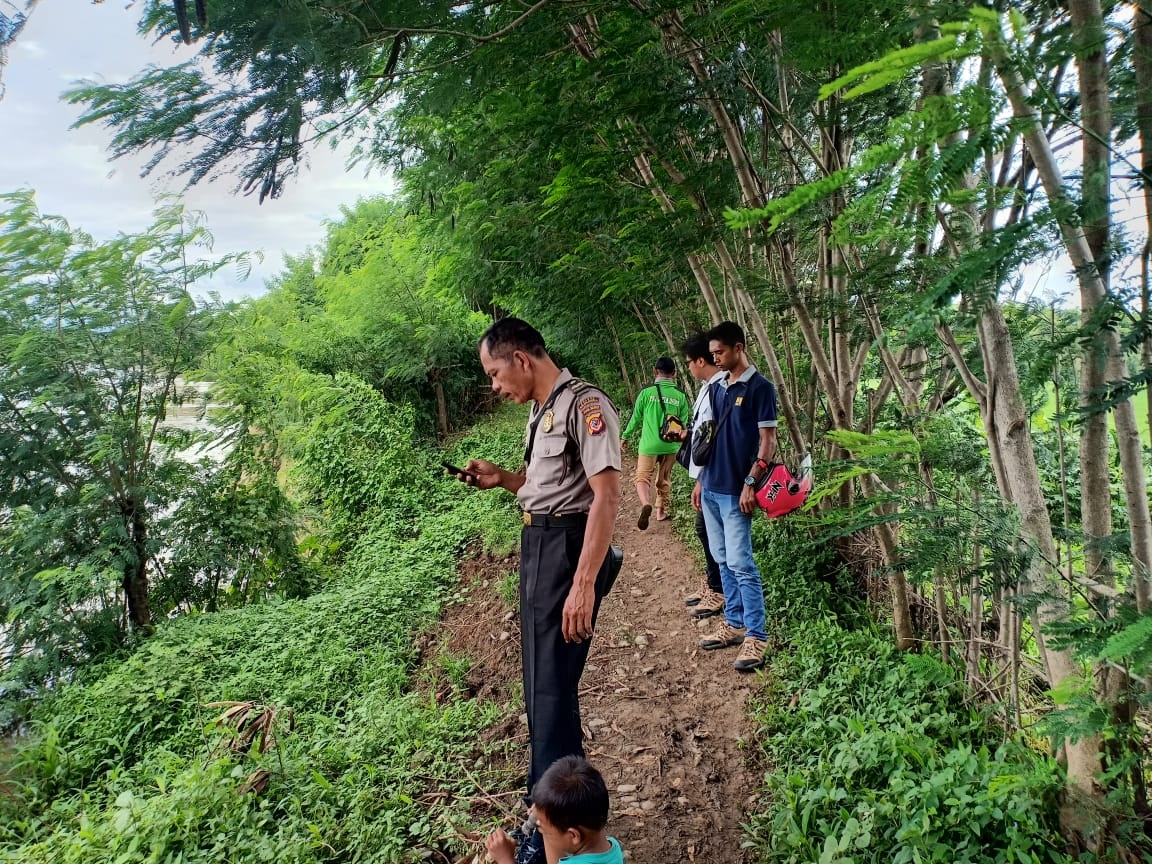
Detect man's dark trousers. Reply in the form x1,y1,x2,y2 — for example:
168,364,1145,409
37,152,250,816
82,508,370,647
519,519,612,797
695,509,723,594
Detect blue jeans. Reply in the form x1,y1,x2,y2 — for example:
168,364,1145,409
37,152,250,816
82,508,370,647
700,489,767,641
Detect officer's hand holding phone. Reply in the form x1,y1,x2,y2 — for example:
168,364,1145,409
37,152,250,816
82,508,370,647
444,459,505,490
441,461,477,483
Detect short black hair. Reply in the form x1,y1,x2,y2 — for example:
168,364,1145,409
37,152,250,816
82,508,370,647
654,356,675,374
480,317,547,360
708,321,745,349
680,332,712,362
532,756,609,834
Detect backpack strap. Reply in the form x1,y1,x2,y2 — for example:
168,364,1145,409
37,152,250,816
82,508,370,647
523,378,574,467
654,381,669,423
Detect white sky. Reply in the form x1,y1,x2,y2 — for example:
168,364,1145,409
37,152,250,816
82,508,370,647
0,2,394,301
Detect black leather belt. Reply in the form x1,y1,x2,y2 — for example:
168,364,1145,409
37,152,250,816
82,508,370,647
521,511,588,528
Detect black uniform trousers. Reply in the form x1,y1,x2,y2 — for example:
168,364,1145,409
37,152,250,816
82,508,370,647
519,518,613,798
695,508,724,594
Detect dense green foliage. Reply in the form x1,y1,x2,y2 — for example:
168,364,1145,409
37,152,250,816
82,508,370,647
0,398,525,864
743,523,1072,864
752,622,1067,864
0,191,304,701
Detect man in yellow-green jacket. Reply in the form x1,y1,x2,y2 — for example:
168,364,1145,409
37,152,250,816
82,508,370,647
621,357,691,530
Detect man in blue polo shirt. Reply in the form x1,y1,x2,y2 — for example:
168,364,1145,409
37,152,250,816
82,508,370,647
691,321,778,672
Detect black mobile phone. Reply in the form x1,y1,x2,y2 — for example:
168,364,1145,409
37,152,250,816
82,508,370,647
441,461,476,481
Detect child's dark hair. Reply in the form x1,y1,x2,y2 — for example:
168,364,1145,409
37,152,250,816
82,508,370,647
532,756,609,833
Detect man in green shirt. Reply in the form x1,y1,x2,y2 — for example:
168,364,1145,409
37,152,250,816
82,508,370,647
621,357,691,529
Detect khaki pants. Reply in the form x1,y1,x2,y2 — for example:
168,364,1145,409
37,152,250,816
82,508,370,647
634,453,675,512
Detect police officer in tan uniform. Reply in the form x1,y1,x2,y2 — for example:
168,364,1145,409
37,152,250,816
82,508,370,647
453,317,621,805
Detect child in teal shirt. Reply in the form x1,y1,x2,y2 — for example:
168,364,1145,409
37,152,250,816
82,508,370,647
485,756,624,864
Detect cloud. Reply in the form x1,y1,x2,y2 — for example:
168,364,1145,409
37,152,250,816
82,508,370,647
15,38,41,57
0,0,394,302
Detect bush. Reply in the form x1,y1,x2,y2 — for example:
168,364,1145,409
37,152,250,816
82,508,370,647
747,619,1070,864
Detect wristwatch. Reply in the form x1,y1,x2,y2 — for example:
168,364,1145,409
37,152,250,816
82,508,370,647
744,475,757,487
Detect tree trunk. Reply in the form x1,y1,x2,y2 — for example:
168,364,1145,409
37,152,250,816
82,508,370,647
607,316,638,400
124,495,154,633
626,141,725,324
713,239,807,453
433,376,450,438
1139,4,1152,512
859,472,915,650
1068,0,1115,591
978,303,1102,805
967,491,985,689
989,21,1152,611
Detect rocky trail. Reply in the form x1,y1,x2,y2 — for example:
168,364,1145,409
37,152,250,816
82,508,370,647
438,456,761,864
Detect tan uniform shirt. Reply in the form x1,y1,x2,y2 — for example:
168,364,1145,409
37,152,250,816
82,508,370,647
517,369,621,514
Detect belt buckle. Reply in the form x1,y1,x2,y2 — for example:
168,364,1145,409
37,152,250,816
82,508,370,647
522,512,532,526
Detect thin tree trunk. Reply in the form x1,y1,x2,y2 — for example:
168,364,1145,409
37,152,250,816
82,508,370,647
433,376,450,437
1051,306,1074,599
1007,586,1022,729
968,491,985,689
713,239,807,452
649,304,693,394
627,141,725,324
124,495,154,633
1139,3,1152,498
988,22,1152,612
978,302,1102,804
607,316,638,400
859,473,915,650
1069,0,1115,593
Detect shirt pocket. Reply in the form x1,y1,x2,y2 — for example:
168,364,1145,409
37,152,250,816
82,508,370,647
533,432,570,486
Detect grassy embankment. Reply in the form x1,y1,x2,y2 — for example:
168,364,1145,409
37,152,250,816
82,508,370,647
4,397,1080,864
0,406,526,864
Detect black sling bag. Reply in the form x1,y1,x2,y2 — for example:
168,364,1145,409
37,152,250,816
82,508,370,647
654,381,685,443
690,381,738,467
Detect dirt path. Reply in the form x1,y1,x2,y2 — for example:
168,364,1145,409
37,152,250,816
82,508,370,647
580,466,758,864
440,456,759,864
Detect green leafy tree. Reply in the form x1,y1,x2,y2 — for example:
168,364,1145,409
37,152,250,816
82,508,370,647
0,191,241,688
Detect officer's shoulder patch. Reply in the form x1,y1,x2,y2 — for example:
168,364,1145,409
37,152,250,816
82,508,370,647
575,387,605,436
577,395,601,415
564,379,614,438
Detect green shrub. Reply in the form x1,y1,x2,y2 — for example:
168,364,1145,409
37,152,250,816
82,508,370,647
747,620,1070,864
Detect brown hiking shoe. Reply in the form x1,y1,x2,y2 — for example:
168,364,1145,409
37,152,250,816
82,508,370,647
690,590,725,619
733,637,767,672
683,580,710,607
637,504,653,531
699,622,745,650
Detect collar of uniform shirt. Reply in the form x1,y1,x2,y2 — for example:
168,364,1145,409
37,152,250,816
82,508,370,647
532,369,573,419
720,364,759,387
